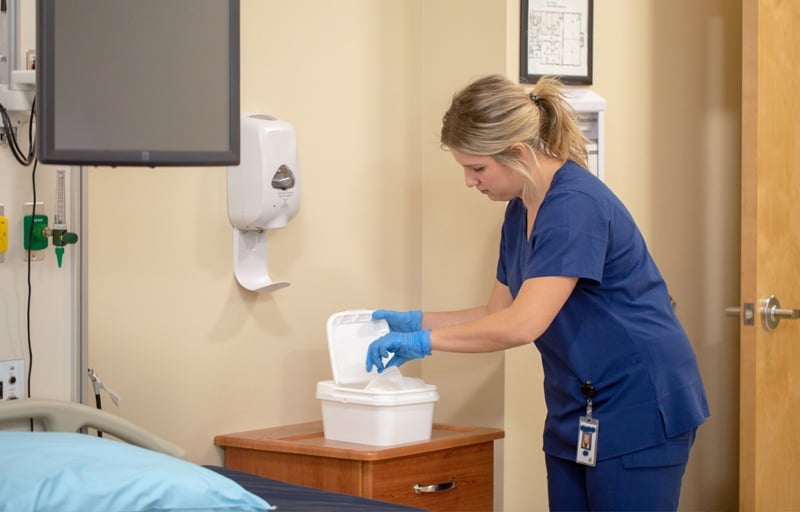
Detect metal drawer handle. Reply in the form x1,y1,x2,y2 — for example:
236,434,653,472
413,477,457,494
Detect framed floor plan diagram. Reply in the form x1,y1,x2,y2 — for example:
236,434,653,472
519,0,593,85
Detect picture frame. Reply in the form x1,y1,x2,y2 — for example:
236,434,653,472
519,0,593,85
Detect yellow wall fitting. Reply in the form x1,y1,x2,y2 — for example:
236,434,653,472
0,211,8,262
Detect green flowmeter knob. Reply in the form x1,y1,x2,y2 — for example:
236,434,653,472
52,229,79,246
51,229,79,268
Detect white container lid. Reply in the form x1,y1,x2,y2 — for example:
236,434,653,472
326,309,389,384
316,380,439,406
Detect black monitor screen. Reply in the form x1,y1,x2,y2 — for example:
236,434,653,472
36,0,240,167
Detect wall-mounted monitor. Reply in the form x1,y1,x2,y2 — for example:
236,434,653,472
36,0,240,167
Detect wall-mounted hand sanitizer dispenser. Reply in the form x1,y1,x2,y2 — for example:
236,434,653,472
565,89,607,180
227,114,301,292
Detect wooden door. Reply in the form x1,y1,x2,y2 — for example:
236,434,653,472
739,0,800,509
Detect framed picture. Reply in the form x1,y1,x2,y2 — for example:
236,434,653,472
519,0,593,85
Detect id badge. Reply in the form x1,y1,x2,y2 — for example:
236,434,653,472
576,416,599,467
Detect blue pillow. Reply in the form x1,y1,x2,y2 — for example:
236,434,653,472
0,432,273,512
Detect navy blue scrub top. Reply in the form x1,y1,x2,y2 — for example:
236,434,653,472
498,161,709,461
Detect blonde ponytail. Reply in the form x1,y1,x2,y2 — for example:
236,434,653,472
529,77,589,170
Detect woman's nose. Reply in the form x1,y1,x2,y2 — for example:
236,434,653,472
464,169,478,187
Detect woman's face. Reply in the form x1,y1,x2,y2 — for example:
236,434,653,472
450,148,524,202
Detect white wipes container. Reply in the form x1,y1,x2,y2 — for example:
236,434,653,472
316,310,439,446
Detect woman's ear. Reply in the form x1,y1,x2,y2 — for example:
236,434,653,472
509,142,530,156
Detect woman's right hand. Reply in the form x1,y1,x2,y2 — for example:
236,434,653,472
372,309,422,332
366,329,431,373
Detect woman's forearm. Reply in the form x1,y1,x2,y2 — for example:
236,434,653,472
422,307,491,329
429,307,536,353
426,276,578,353
421,280,513,330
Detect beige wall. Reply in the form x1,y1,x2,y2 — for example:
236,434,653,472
597,2,741,510
85,0,741,510
420,1,508,429
420,2,509,509
88,0,425,463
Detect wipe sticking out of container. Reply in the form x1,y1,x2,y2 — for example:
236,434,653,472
316,309,439,446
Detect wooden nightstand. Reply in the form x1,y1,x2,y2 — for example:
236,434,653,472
215,421,504,512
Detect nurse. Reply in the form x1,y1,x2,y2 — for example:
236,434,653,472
365,74,709,511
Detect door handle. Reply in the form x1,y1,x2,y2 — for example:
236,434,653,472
725,295,800,331
761,295,800,331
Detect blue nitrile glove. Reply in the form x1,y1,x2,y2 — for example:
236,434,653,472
366,329,432,373
372,309,422,332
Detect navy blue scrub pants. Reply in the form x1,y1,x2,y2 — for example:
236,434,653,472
545,429,696,511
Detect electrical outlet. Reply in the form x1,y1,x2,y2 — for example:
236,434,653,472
0,359,25,400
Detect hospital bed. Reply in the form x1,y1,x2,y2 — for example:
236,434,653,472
0,399,425,511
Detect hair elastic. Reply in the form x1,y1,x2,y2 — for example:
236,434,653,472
529,91,541,106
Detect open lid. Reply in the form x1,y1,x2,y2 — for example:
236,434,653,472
326,310,389,384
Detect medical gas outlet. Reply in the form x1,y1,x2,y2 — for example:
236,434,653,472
23,211,49,251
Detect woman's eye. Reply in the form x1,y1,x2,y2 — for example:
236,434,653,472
473,167,485,173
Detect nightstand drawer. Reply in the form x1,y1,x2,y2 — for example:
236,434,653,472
366,442,495,511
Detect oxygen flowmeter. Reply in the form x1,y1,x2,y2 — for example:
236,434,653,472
50,170,79,266
23,170,79,267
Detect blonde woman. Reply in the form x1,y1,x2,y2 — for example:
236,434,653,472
366,74,709,511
